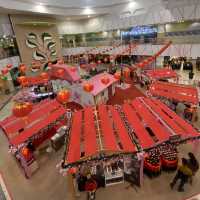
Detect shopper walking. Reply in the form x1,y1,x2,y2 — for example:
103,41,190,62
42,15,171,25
170,158,192,192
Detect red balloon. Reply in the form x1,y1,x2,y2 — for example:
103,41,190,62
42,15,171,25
40,72,49,81
57,90,70,104
83,83,94,92
13,102,33,118
101,77,110,84
6,64,12,69
114,72,121,80
1,68,8,75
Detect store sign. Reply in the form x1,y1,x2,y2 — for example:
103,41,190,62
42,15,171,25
122,26,157,37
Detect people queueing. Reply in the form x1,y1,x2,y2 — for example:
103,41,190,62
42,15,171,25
170,158,193,192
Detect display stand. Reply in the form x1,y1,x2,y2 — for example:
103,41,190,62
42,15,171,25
104,167,124,186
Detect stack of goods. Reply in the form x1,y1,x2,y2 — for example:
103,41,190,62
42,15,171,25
160,144,178,170
144,149,161,177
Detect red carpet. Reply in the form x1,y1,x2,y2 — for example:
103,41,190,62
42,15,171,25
107,79,145,105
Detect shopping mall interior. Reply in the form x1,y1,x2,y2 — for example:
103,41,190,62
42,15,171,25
0,0,200,200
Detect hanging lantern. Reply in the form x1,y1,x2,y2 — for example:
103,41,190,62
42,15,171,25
70,67,76,72
114,72,121,80
57,69,65,77
143,60,149,65
6,64,12,69
83,83,94,92
40,72,49,81
123,68,130,78
21,147,30,158
97,60,102,64
137,63,145,68
101,77,110,84
57,90,70,104
1,68,8,75
13,102,33,118
19,64,27,73
17,76,27,85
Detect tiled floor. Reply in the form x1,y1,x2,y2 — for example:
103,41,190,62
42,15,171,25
0,69,200,200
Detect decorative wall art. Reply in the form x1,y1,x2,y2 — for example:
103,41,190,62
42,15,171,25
26,32,57,63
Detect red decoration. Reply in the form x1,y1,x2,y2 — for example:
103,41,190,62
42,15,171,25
19,64,27,73
1,68,8,75
40,72,49,81
70,67,76,72
143,60,149,65
17,76,27,85
137,63,145,68
68,167,77,174
6,64,12,69
114,72,121,80
13,102,33,118
57,69,65,77
101,77,110,84
97,60,102,64
57,90,70,104
83,83,94,92
21,147,30,157
123,68,130,78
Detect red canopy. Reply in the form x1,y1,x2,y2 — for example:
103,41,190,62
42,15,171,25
0,99,65,146
145,69,177,80
65,97,199,165
149,81,199,105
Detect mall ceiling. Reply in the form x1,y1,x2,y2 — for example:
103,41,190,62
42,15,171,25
0,0,198,20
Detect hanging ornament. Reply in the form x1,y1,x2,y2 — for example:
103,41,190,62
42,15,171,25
57,90,70,104
83,83,94,92
17,76,27,86
21,147,30,159
6,64,12,69
70,67,76,72
137,63,145,68
19,64,27,73
114,72,121,80
40,72,49,81
57,69,65,77
1,68,8,75
13,102,33,118
101,77,110,84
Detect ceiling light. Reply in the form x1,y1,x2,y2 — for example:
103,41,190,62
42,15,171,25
83,7,93,15
35,4,46,13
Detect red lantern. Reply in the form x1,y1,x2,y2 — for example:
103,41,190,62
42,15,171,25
114,72,121,80
19,64,27,73
21,147,31,159
101,77,110,84
1,68,8,75
70,67,76,72
40,72,49,81
97,60,102,64
57,90,70,104
13,102,33,118
57,69,65,77
137,63,145,68
6,64,12,69
143,60,149,65
83,83,94,92
17,76,27,85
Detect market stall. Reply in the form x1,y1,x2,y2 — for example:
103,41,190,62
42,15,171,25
149,81,199,121
139,68,178,88
60,97,199,197
0,99,69,178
